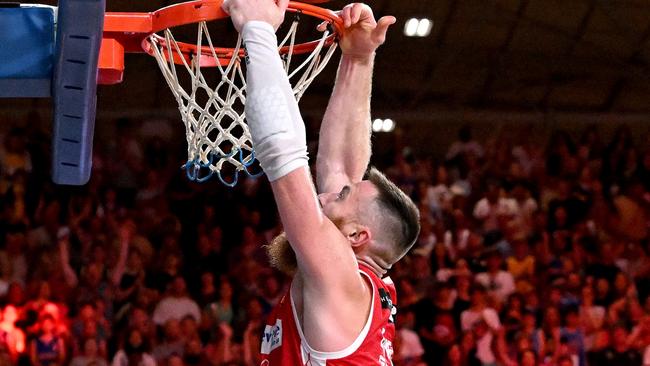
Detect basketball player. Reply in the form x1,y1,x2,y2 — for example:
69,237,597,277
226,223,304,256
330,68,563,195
222,0,420,364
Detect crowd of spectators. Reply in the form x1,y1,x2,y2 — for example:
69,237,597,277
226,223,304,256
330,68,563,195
0,118,648,366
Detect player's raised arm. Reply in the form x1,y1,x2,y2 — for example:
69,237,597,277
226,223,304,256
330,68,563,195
221,0,363,288
316,4,395,194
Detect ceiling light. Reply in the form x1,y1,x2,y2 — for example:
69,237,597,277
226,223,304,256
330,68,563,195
372,119,383,132
372,118,396,133
382,119,395,132
416,18,432,37
404,18,419,37
405,18,433,37
404,18,433,37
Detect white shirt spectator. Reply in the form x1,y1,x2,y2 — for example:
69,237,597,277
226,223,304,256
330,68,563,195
396,328,425,361
461,308,501,365
509,195,539,235
476,332,496,365
475,271,516,304
473,197,519,231
152,296,201,325
436,268,455,283
461,308,501,332
111,350,156,366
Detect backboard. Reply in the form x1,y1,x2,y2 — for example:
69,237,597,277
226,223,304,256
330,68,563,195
0,0,105,185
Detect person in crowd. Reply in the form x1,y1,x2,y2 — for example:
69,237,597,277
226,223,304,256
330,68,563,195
394,308,426,366
152,277,200,326
71,302,108,358
475,250,516,308
70,338,108,366
506,239,535,294
591,325,642,366
461,285,502,365
152,319,185,362
111,328,155,366
559,306,586,366
473,181,518,234
0,128,32,188
0,227,28,286
446,125,485,164
29,314,65,366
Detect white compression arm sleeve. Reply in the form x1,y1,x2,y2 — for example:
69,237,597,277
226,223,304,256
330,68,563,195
242,21,308,182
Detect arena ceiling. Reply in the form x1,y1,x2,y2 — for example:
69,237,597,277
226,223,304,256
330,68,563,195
338,0,650,113
31,0,650,115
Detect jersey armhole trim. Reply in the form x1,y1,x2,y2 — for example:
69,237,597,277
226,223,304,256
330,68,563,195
289,270,375,360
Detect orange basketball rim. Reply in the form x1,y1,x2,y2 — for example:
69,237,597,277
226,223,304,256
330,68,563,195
98,0,344,85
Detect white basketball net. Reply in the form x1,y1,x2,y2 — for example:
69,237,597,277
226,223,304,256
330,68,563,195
148,16,338,185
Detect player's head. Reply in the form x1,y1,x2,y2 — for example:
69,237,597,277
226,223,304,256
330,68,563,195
266,168,419,275
364,168,420,264
318,167,420,269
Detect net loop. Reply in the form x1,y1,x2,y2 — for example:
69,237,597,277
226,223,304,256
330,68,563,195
147,6,339,185
183,148,263,186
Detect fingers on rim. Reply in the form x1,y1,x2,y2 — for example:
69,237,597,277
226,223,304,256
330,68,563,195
221,0,231,10
341,5,352,27
316,20,328,32
350,3,363,24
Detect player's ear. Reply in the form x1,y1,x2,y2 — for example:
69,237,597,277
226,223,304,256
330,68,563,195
347,224,371,248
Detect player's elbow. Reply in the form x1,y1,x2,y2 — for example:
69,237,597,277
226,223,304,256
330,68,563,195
256,136,309,181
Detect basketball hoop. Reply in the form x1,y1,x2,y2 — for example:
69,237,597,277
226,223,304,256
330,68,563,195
100,1,343,186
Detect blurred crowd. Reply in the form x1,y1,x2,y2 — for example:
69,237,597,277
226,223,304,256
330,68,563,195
0,118,648,366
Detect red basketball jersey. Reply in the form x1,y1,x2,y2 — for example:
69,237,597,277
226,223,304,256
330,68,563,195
259,264,397,366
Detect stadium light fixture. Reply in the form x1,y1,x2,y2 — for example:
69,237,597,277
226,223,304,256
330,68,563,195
372,118,396,133
404,18,419,37
404,18,433,37
372,119,383,132
382,119,395,132
416,18,432,37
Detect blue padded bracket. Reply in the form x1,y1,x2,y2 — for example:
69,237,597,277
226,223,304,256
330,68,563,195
51,0,105,185
0,4,56,97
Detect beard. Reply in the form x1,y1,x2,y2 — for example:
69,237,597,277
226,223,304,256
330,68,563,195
265,232,297,276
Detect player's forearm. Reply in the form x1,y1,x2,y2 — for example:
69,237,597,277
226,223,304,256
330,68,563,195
317,54,374,191
242,21,308,181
